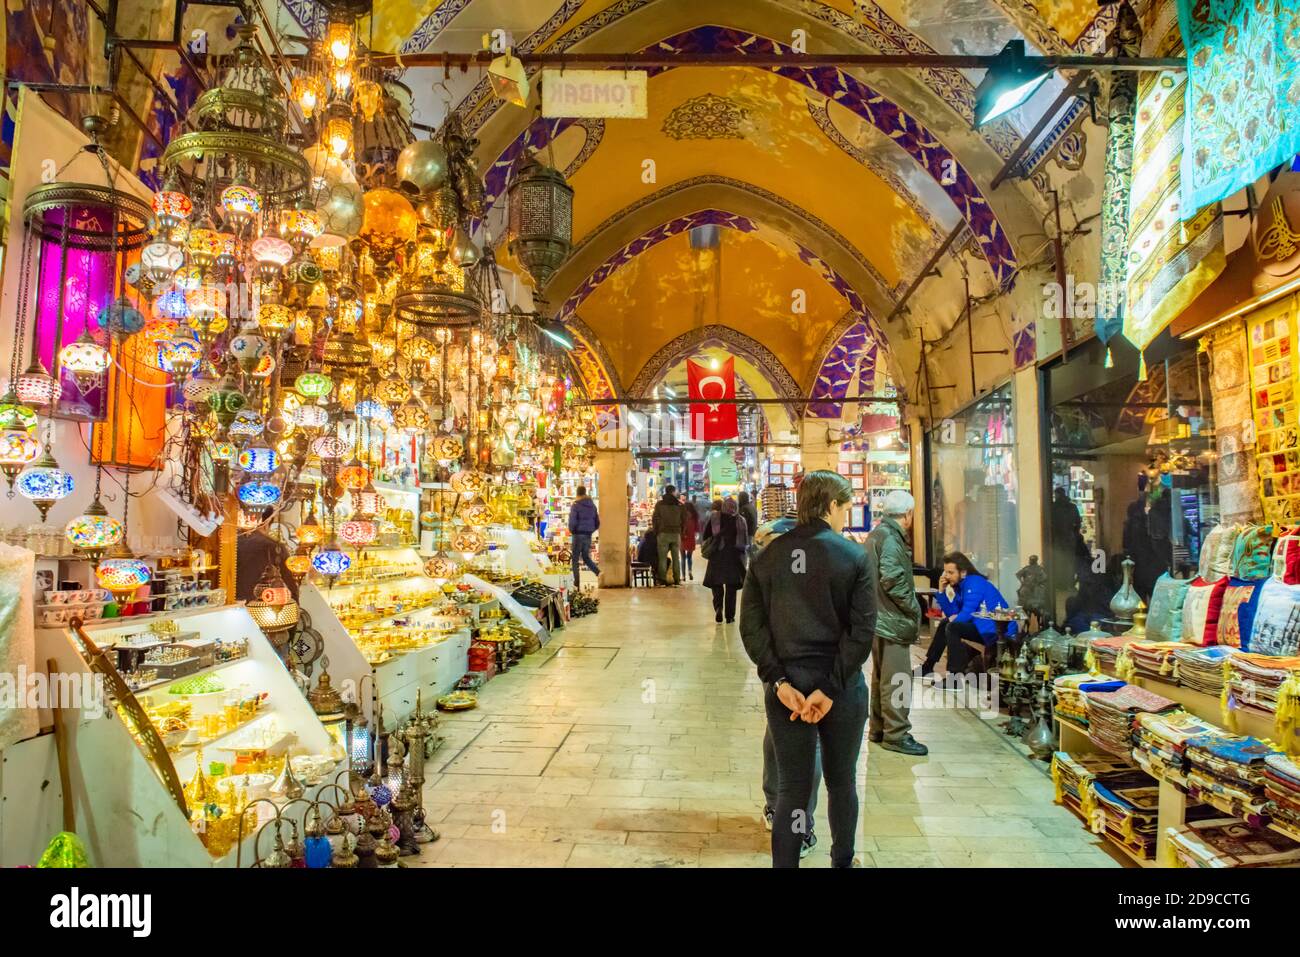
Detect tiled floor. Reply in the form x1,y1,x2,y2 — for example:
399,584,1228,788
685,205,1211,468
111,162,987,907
411,583,1120,868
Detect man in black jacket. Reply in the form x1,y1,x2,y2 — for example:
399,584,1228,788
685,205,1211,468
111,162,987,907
740,470,876,868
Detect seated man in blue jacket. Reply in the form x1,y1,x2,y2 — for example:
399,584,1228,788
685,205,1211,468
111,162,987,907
568,486,601,587
919,551,1017,678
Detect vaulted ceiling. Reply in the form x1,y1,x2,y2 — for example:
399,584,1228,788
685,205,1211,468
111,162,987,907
276,0,1113,417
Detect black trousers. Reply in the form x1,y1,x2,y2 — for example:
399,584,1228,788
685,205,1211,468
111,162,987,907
711,584,739,620
922,619,988,673
764,671,868,868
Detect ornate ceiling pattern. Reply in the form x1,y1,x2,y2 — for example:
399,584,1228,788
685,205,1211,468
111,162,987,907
809,316,877,418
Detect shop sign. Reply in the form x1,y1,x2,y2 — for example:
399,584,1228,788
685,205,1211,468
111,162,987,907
541,69,648,118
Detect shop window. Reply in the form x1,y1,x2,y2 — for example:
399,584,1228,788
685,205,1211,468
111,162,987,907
925,384,1019,598
1044,335,1216,630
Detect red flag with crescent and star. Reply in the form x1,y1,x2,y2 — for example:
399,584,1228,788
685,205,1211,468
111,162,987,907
687,357,739,442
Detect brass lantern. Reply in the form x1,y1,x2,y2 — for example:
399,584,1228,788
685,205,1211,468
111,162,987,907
506,152,573,290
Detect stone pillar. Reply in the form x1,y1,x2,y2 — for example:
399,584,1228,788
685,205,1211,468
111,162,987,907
799,417,838,474
594,449,633,587
1012,365,1044,564
906,413,928,564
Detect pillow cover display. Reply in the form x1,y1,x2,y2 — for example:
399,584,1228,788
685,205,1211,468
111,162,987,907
1198,525,1239,583
1180,576,1230,646
1218,579,1264,651
1146,574,1191,644
1231,525,1275,581
1274,530,1300,584
1248,578,1300,657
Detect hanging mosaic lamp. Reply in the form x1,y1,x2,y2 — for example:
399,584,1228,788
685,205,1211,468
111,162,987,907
58,331,112,395
152,190,192,229
229,328,270,373
237,445,279,474
285,546,313,584
141,241,184,286
228,409,265,440
0,428,41,490
337,460,369,491
297,505,324,546
17,446,74,520
0,391,38,434
158,327,202,383
16,359,61,409
256,302,294,338
310,435,348,459
295,403,330,431
354,481,382,518
95,549,152,602
311,535,352,584
506,152,574,289
237,481,283,508
295,371,334,400
338,518,378,548
65,497,124,562
220,183,262,231
96,297,146,340
422,550,461,581
394,395,430,435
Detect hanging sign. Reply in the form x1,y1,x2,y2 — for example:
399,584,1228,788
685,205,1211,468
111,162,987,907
541,69,648,118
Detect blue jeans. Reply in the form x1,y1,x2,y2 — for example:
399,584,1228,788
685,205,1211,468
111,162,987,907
571,532,599,586
764,670,868,868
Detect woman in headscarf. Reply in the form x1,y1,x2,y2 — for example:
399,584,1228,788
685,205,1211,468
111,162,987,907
703,496,749,623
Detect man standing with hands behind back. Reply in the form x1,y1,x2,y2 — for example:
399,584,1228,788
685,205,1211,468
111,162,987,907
865,490,928,756
740,470,876,868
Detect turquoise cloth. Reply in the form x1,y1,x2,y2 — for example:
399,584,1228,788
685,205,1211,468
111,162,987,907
1177,0,1300,212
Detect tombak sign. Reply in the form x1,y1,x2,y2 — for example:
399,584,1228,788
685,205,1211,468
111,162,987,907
541,69,648,118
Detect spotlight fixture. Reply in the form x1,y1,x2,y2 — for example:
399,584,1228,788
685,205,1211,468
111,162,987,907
539,319,573,350
972,40,1051,127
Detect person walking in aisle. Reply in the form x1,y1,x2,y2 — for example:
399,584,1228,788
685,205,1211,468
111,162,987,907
737,490,759,550
865,489,927,756
703,497,748,622
680,496,699,581
652,485,685,585
740,471,875,869
567,485,600,588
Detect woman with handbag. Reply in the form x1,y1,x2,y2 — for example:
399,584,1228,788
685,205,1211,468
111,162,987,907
703,497,749,623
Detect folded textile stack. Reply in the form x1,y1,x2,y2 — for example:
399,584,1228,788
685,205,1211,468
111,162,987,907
1132,709,1221,782
1183,732,1280,826
1051,751,1134,819
1088,634,1136,673
1225,652,1300,724
1087,769,1162,860
1123,640,1188,681
1085,685,1178,758
1263,754,1300,840
1173,645,1235,696
1166,817,1300,868
1052,673,1124,728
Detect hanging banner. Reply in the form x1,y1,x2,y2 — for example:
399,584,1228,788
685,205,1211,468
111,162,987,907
1177,0,1300,215
687,357,739,442
541,69,648,118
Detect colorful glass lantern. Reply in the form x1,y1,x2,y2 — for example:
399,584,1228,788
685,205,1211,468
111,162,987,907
337,462,369,491
182,374,217,407
310,435,347,459
394,397,430,435
250,236,294,269
251,354,276,379
159,331,202,382
0,429,40,488
325,20,354,64
228,409,265,439
238,481,282,508
220,184,262,228
141,241,184,284
186,228,224,268
311,539,352,582
153,288,190,320
285,548,312,583
96,556,152,601
0,393,37,434
431,432,464,464
450,469,487,496
280,208,324,246
423,551,461,581
57,331,111,395
209,440,237,463
354,79,383,122
354,484,382,517
97,297,146,339
376,379,410,406
64,498,123,562
450,527,486,554
462,498,493,528
229,329,270,372
295,372,334,399
238,446,279,474
256,303,294,337
293,74,326,117
16,360,61,408
358,188,418,263
207,375,247,427
338,519,377,547
152,191,192,228
295,404,330,430
355,399,392,426
297,506,324,546
17,448,74,520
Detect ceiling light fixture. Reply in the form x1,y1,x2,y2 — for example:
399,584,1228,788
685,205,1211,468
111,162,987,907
973,40,1052,127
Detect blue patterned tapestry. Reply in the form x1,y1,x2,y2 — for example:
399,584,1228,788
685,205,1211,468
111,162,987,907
1177,0,1300,213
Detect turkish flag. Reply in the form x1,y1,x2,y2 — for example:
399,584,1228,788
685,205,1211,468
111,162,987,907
687,358,739,442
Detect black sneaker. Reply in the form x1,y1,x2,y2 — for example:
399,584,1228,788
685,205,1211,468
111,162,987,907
715,612,723,623
800,832,817,859
881,735,929,756
763,807,773,831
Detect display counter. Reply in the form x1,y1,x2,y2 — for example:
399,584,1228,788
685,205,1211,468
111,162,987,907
1,604,340,867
